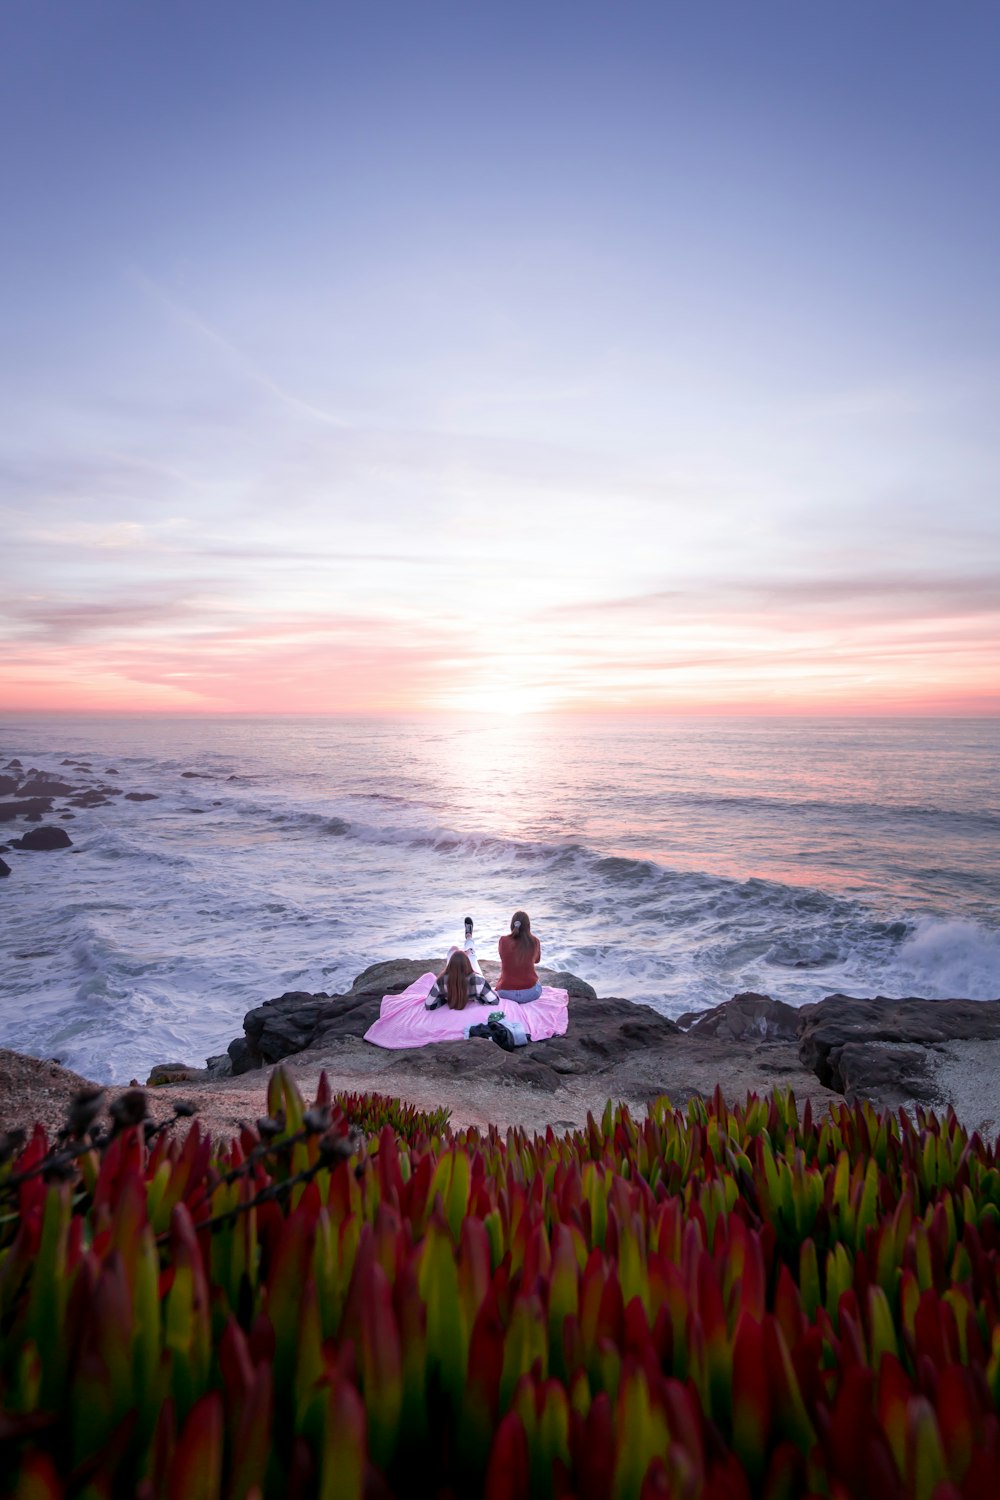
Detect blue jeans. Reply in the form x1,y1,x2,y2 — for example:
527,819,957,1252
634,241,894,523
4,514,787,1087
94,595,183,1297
496,982,542,1002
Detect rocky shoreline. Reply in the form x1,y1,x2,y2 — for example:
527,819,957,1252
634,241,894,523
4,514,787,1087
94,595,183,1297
3,755,997,1143
6,959,996,1148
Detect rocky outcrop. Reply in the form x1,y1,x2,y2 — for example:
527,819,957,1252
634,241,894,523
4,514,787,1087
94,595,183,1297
0,857,10,878
679,991,803,1042
11,826,73,851
18,777,77,797
0,798,53,823
797,994,1000,1113
227,960,597,1075
205,966,1000,1138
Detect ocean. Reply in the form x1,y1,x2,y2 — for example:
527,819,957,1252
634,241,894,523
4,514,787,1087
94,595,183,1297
1,714,998,1085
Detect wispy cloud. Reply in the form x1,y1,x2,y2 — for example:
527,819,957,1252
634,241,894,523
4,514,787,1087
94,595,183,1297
127,268,359,430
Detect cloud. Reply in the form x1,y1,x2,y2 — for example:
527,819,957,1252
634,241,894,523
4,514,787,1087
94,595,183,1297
127,267,359,430
545,573,1000,624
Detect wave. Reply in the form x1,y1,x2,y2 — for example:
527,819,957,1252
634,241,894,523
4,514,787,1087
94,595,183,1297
890,918,1000,1000
675,790,1000,833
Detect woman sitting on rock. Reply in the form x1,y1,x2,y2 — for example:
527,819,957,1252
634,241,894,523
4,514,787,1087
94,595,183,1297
496,909,542,1002
424,918,502,1011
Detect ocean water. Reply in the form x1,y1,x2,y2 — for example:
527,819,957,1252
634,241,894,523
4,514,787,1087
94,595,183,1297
1,713,998,1084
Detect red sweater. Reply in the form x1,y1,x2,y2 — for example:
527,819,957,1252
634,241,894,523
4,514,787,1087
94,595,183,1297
497,933,540,991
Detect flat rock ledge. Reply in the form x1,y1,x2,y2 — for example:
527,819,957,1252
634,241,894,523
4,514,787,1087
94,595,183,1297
144,964,1000,1140
6,968,998,1147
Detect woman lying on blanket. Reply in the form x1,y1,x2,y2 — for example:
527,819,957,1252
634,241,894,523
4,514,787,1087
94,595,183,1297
496,909,543,1002
424,919,502,1011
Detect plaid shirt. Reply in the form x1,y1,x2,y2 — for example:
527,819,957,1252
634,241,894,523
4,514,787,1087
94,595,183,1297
425,971,500,1010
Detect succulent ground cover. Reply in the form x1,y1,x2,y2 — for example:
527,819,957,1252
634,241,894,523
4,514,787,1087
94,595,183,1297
1,1072,999,1498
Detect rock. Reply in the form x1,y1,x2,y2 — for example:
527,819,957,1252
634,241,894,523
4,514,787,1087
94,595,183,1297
0,858,10,878
224,965,678,1088
69,789,113,807
226,1037,260,1075
0,797,53,823
123,792,159,801
682,992,803,1042
349,959,440,996
205,1053,233,1078
797,994,1000,1109
182,771,212,778
147,1062,207,1086
0,776,18,796
540,970,598,1002
11,826,73,851
19,777,76,797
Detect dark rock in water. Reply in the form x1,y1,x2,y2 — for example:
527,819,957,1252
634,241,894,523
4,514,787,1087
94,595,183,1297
0,797,53,823
61,813,76,820
0,776,18,796
106,768,120,774
69,789,113,807
6,759,23,769
124,792,159,801
11,825,73,851
0,858,10,878
20,777,76,797
25,811,43,822
182,771,212,778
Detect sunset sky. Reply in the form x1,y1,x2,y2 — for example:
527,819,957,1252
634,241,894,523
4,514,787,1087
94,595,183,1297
2,1,998,715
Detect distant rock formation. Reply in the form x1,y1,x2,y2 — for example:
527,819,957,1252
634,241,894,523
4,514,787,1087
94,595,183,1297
11,825,73,851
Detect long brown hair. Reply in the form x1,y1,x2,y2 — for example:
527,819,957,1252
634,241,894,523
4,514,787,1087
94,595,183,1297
510,910,534,953
442,949,473,1010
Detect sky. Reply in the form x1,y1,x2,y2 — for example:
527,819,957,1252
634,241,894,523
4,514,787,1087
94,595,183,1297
1,0,998,716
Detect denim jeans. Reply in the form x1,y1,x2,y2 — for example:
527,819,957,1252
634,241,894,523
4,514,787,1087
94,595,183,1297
496,982,542,1002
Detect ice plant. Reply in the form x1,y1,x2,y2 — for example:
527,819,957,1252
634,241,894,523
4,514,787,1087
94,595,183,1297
1,1074,999,1495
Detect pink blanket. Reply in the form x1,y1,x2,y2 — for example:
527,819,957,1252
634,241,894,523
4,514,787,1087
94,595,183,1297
364,972,570,1050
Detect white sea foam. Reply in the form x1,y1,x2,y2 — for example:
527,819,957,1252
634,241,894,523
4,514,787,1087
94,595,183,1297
890,918,1000,1000
1,714,997,1080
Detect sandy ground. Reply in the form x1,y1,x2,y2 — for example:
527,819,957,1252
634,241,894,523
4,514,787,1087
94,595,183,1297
897,1039,1000,1141
3,1037,836,1147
